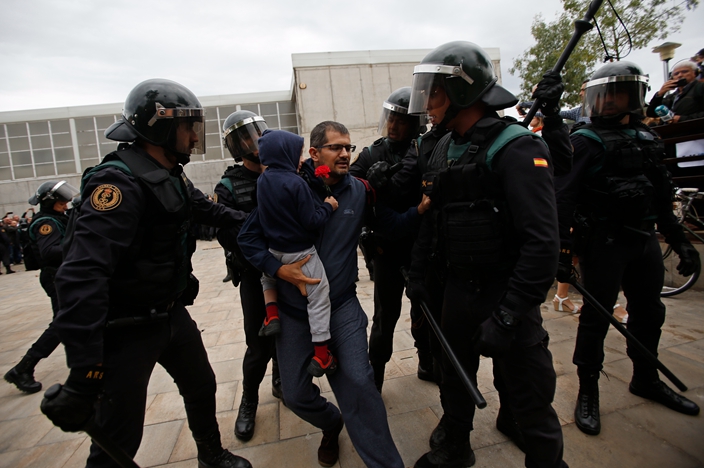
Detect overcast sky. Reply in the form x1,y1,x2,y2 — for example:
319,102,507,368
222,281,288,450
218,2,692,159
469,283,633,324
0,0,702,114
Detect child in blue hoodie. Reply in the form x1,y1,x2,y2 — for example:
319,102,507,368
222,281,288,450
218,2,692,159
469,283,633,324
256,129,339,376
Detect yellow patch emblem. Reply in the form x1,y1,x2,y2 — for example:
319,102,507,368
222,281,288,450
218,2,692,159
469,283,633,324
39,224,53,236
212,193,219,204
91,184,122,211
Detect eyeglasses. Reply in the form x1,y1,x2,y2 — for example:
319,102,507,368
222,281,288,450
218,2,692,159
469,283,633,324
317,144,356,153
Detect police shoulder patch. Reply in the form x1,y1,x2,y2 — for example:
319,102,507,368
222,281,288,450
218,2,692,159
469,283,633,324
212,193,219,204
91,184,123,211
39,224,53,235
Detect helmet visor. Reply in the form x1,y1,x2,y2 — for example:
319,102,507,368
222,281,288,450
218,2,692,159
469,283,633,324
408,72,445,115
171,117,206,155
583,75,648,118
223,117,268,160
52,181,80,202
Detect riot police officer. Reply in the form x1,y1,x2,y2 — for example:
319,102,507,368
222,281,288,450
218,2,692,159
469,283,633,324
214,110,282,441
350,87,432,391
555,62,701,436
40,79,252,468
4,180,77,394
406,41,567,468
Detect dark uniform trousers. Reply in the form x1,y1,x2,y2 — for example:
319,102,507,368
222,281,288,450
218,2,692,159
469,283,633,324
573,229,665,381
87,302,218,467
368,237,430,367
238,266,276,394
440,276,566,468
27,268,62,359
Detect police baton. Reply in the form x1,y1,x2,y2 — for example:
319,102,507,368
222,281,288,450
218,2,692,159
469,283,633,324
42,384,141,468
568,279,688,392
401,268,487,409
522,0,605,126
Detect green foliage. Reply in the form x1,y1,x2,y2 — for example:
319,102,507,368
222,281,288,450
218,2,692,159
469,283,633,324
510,0,699,108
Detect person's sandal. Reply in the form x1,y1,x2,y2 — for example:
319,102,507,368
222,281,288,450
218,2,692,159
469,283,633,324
553,295,580,313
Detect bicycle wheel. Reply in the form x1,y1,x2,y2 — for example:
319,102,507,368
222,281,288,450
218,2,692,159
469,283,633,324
660,245,701,297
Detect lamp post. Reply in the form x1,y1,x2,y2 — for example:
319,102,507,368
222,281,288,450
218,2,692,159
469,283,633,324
652,42,682,82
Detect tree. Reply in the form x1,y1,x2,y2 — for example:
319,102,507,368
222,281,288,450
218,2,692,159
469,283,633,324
510,0,699,108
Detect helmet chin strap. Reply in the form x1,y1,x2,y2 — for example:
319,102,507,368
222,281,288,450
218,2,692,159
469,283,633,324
438,105,461,132
242,152,260,164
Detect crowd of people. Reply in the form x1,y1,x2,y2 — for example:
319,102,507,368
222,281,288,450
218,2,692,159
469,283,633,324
2,41,703,468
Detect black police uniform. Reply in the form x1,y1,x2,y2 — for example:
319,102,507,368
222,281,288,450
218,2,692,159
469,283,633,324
556,122,689,380
25,209,68,359
53,144,247,467
214,164,278,400
350,137,430,384
410,114,566,468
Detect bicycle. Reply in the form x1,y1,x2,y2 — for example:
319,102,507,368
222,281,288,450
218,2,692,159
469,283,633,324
659,188,704,297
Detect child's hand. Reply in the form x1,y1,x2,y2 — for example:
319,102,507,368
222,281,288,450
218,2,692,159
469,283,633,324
325,196,339,211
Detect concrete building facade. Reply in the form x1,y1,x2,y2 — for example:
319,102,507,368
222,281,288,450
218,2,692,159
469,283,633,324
0,48,502,215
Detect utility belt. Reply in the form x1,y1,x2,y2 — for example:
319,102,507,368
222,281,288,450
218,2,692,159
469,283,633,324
105,300,178,329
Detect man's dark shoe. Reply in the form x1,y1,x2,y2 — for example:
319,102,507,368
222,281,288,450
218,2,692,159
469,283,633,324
429,418,447,450
318,416,344,467
629,379,700,416
414,441,475,468
5,266,15,274
234,394,258,441
308,351,337,377
258,317,281,337
4,354,41,394
574,372,600,435
496,409,527,453
196,431,252,468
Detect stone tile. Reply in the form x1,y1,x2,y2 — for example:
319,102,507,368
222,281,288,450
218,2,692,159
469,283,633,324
60,436,93,468
144,391,187,425
37,425,88,445
11,438,84,468
0,391,44,421
230,401,280,450
216,380,237,414
381,375,440,416
389,407,438,466
279,399,322,441
669,339,704,365
472,442,525,468
147,367,178,395
619,391,704,464
211,358,244,384
206,342,247,364
135,420,183,467
562,411,703,467
0,414,54,451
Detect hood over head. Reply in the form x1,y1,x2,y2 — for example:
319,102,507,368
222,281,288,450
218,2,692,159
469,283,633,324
258,129,305,171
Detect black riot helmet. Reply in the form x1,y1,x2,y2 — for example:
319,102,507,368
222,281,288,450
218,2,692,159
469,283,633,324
222,110,268,163
408,41,518,118
104,79,206,164
29,180,79,210
583,61,649,124
378,87,426,142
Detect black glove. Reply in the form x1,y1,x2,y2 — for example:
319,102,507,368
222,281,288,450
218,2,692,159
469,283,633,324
366,161,403,190
41,366,104,432
556,251,575,283
532,71,564,117
405,278,431,305
473,310,520,358
673,242,701,277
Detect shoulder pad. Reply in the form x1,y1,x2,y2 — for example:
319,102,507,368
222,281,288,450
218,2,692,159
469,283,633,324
372,138,384,147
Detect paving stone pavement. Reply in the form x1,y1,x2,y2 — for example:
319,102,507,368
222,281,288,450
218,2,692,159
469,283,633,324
0,241,702,468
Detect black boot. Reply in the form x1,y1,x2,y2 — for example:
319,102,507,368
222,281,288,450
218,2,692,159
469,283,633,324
629,378,700,416
496,408,527,453
6,266,15,274
4,354,41,394
416,420,475,468
195,430,252,468
574,370,600,435
372,364,385,393
234,392,258,441
271,361,282,400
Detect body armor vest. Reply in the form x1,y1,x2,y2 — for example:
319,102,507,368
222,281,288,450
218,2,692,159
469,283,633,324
220,165,258,213
573,122,669,231
429,118,544,276
82,146,192,310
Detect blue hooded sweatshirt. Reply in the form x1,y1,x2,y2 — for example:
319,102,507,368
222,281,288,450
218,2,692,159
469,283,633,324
257,129,333,252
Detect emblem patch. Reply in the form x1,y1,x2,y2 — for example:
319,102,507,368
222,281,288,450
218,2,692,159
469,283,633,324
39,224,53,235
91,184,122,211
212,193,219,204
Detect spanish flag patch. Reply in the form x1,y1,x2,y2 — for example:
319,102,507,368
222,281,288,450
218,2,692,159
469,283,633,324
533,158,548,168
